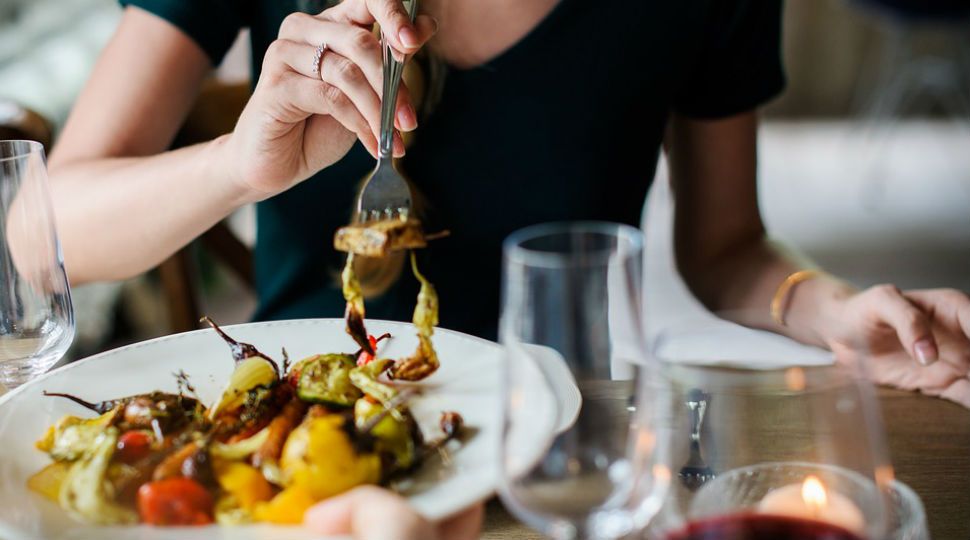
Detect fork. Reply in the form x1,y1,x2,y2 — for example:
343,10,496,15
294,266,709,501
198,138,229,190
355,0,418,223
678,388,716,491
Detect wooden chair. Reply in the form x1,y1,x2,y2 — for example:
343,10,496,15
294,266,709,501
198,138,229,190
161,80,253,333
0,98,54,150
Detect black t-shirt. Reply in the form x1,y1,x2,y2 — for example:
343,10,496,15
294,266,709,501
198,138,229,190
121,0,785,339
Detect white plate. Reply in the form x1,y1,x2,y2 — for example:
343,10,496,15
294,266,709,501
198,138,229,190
0,319,515,540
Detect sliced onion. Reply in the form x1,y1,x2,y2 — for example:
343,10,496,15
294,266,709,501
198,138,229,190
207,357,278,420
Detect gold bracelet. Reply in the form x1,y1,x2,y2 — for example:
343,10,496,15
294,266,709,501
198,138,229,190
771,269,824,327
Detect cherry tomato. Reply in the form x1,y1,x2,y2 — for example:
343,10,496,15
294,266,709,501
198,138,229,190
137,478,214,525
115,431,153,464
357,335,380,366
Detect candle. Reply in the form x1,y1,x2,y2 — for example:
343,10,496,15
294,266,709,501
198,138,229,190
757,475,865,536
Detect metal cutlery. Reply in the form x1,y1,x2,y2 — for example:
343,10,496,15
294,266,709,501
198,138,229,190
678,388,716,491
354,0,418,223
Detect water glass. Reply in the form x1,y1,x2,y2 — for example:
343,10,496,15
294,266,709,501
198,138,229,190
499,222,668,540
0,140,74,390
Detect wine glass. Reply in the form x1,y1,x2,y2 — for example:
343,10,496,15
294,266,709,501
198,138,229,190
643,312,915,540
0,140,74,391
498,222,670,540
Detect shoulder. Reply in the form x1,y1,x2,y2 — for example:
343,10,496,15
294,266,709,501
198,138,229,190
119,0,251,65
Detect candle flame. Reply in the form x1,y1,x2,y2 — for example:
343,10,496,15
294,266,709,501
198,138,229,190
801,476,828,510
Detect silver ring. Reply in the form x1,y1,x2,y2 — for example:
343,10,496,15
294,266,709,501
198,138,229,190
311,43,327,75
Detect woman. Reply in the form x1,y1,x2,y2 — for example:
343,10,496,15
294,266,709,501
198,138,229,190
50,0,969,403
44,0,970,534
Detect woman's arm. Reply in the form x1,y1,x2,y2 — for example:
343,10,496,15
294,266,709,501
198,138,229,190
49,7,241,284
667,111,850,346
50,3,435,285
669,112,970,406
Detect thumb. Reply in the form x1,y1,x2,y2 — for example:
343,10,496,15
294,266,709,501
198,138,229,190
874,285,939,366
304,486,436,540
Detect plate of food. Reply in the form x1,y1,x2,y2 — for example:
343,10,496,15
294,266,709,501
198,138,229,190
0,222,526,540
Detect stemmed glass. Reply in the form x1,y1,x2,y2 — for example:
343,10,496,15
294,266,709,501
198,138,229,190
0,140,74,391
498,222,669,540
644,313,924,540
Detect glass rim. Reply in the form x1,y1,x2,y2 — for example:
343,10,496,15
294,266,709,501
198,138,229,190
0,140,45,164
503,221,643,268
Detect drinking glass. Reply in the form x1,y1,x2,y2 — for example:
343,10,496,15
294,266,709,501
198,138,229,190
0,140,74,390
499,222,670,540
644,313,908,540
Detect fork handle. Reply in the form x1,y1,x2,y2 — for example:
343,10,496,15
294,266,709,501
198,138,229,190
378,0,418,160
686,388,709,444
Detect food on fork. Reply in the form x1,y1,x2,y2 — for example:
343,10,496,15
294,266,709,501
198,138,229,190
334,218,427,258
341,251,441,381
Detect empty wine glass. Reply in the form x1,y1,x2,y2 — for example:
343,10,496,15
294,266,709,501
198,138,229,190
0,140,74,390
644,313,905,540
499,222,670,540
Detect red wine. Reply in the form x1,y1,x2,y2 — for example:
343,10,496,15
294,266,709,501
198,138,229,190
665,513,866,540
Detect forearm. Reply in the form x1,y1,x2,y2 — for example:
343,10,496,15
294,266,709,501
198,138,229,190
50,135,252,284
681,236,857,348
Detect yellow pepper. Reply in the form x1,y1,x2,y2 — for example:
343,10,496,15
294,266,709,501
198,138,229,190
280,414,381,500
251,485,317,524
250,412,381,524
213,460,275,511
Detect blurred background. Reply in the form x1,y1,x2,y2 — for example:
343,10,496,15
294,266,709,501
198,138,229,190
0,0,968,359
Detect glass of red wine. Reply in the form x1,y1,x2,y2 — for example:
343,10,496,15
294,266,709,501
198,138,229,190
643,313,902,540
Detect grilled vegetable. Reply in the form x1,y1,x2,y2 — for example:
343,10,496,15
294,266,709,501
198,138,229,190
354,399,415,471
390,253,440,381
27,461,70,502
209,426,270,461
342,254,373,355
201,316,279,373
356,333,391,366
59,427,138,525
213,460,274,512
208,357,278,421
251,484,316,525
37,408,120,462
349,359,398,408
136,477,214,525
279,414,380,498
252,396,307,468
114,431,154,464
119,393,200,432
334,218,428,258
294,354,362,406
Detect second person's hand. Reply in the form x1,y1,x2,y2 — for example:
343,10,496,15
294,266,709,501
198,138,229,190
304,486,483,540
222,0,437,201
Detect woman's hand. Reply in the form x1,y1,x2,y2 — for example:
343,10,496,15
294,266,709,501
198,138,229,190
303,486,483,540
826,285,970,407
223,0,437,201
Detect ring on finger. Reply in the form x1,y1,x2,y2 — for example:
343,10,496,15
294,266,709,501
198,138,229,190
311,43,328,76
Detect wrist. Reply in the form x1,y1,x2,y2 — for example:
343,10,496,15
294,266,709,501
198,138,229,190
207,133,273,206
787,273,857,348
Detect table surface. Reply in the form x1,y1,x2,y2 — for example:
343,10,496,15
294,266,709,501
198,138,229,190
481,385,970,540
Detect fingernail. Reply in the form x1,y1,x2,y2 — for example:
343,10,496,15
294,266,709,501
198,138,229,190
430,16,440,33
915,340,937,366
397,105,417,131
399,26,420,49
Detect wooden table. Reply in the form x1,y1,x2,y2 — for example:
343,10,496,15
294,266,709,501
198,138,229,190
481,386,970,540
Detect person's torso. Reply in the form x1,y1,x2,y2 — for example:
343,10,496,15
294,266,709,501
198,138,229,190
245,0,715,339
